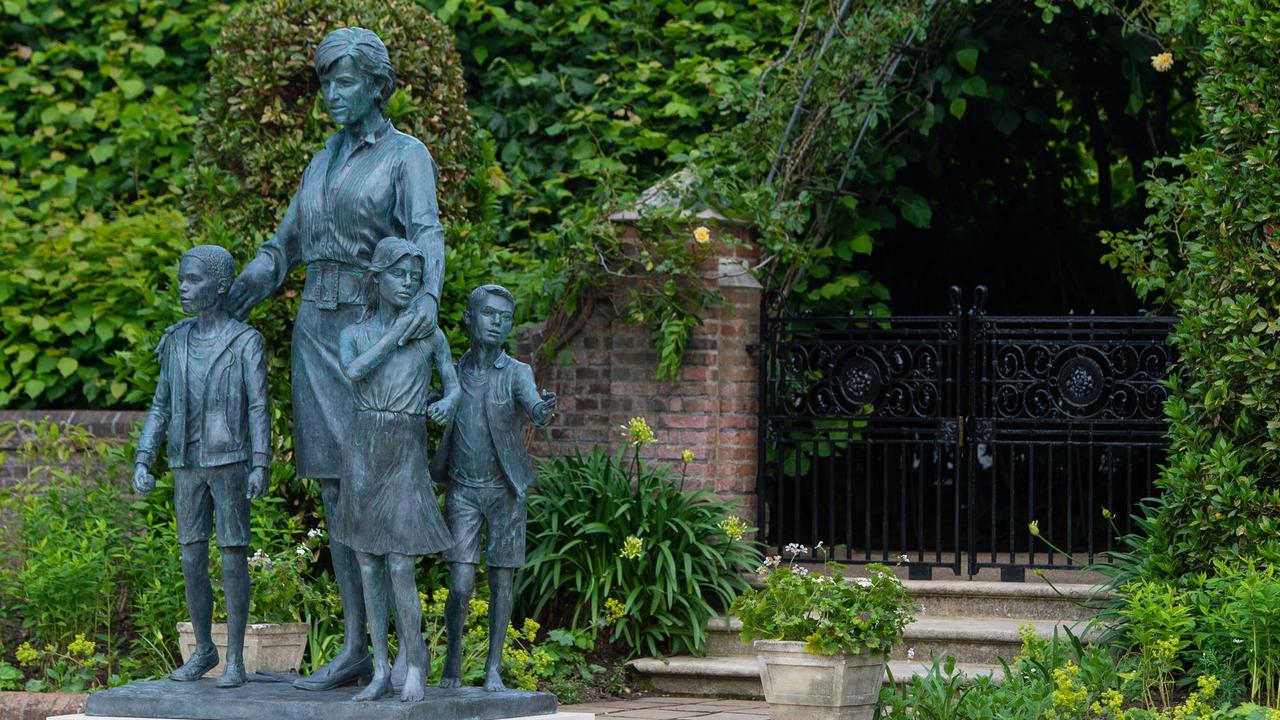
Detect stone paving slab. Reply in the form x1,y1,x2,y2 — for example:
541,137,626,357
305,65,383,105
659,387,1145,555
561,696,771,720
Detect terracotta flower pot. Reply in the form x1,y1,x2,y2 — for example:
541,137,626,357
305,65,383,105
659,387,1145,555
176,622,308,675
753,639,885,720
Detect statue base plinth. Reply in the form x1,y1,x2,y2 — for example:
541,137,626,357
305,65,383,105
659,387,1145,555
79,679,559,720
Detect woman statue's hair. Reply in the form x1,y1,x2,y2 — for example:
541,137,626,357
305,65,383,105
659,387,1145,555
313,27,396,112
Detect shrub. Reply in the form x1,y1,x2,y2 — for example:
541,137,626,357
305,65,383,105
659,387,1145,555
0,0,225,220
0,207,189,408
519,428,761,657
1100,2,1280,575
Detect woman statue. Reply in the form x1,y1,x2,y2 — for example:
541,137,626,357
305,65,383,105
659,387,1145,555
225,27,445,691
334,237,458,702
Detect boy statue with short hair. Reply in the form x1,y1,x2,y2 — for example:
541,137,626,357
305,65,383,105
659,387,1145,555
432,284,556,692
132,245,270,688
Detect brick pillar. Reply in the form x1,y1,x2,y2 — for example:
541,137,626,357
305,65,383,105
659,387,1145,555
521,222,762,519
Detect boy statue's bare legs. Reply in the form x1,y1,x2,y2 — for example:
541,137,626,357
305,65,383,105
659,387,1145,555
216,546,249,687
440,563,513,691
171,542,218,682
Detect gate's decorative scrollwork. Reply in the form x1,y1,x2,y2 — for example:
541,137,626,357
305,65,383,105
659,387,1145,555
770,327,958,419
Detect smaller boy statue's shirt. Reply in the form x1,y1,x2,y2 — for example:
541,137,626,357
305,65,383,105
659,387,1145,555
449,365,504,489
183,329,220,450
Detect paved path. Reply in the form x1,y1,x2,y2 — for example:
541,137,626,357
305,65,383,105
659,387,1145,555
561,696,771,720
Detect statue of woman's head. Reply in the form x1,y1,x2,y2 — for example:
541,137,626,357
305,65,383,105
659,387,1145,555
314,27,395,125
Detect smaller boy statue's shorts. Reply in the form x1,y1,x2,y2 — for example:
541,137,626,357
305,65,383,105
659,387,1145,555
442,482,527,568
174,461,251,548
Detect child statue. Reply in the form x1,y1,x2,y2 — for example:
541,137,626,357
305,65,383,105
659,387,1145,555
432,284,556,691
331,237,459,702
132,245,271,688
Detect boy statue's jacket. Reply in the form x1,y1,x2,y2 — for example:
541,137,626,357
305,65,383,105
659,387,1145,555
135,319,271,470
429,349,548,496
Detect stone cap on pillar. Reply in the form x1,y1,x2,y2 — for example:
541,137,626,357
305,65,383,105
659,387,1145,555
608,168,760,289
607,167,749,227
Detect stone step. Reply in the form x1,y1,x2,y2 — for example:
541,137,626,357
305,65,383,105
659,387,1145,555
629,656,1002,699
894,616,1094,665
905,581,1106,621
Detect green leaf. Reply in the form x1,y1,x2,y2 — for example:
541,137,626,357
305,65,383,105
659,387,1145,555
895,188,932,229
960,76,987,97
117,78,146,99
949,97,967,119
57,357,79,377
89,141,116,164
25,378,46,398
955,48,979,74
139,46,166,67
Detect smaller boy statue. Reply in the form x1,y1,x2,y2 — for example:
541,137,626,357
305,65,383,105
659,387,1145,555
432,284,556,692
132,245,270,689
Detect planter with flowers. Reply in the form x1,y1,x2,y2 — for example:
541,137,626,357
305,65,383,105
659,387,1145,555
177,530,328,676
731,546,918,720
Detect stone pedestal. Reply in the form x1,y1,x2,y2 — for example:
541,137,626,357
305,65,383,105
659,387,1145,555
80,679,558,720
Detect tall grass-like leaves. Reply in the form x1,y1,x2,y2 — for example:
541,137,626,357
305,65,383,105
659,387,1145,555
518,448,760,657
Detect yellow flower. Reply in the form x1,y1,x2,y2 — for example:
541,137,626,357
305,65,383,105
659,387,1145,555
644,260,654,271
1090,688,1124,717
620,417,655,447
620,535,644,559
432,588,450,604
15,642,38,667
521,618,540,642
603,597,627,623
1151,52,1173,72
719,515,747,542
681,448,694,465
693,226,711,244
1028,520,1040,537
68,633,95,658
469,598,490,617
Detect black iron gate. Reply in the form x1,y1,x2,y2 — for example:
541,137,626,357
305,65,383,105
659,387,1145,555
756,287,1173,580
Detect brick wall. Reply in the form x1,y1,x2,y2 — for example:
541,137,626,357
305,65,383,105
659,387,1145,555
0,409,144,487
521,222,762,519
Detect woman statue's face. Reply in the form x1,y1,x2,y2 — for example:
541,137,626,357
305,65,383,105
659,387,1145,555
377,255,422,311
320,55,381,128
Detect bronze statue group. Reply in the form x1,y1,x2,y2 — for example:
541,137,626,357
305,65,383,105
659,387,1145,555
130,27,556,702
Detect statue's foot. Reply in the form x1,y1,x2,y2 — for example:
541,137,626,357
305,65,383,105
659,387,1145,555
400,666,425,702
438,675,462,689
215,662,247,688
353,671,391,702
170,646,218,682
483,668,506,692
293,651,373,691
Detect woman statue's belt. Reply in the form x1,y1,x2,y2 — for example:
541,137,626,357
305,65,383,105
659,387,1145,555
303,261,366,309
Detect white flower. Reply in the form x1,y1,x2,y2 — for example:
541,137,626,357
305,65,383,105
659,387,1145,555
1234,638,1245,644
307,528,324,539
899,553,910,564
783,543,810,557
907,647,916,660
295,545,307,556
764,555,782,568
794,566,810,577
855,577,872,588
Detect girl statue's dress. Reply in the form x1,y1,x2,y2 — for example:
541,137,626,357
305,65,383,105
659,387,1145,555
331,323,454,556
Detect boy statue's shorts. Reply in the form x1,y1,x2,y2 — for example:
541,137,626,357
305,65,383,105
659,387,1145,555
442,482,526,568
174,461,251,548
